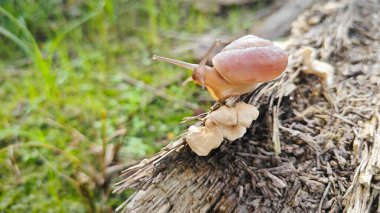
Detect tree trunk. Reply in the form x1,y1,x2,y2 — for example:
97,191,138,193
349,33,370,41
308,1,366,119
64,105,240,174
114,0,380,212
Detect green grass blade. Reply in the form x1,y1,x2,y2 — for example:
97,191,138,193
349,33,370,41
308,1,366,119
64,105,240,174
0,6,51,91
47,1,105,66
0,26,33,57
0,6,38,49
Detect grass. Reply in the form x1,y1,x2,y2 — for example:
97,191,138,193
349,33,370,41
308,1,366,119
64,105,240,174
0,0,263,211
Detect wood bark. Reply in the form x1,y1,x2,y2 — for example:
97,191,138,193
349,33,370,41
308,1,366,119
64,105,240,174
251,0,316,39
114,0,380,212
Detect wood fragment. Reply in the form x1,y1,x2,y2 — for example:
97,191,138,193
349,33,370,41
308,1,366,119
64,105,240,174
272,107,281,155
318,182,331,213
279,125,320,151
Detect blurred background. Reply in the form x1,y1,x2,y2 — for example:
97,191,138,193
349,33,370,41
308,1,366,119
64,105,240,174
0,0,302,211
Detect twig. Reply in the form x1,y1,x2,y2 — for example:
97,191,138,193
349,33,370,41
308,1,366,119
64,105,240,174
272,106,281,155
7,145,21,184
180,112,208,123
279,125,320,151
332,113,356,126
237,152,288,161
318,181,331,213
101,110,107,181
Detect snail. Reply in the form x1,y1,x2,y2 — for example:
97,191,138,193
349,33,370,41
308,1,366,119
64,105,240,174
153,35,288,100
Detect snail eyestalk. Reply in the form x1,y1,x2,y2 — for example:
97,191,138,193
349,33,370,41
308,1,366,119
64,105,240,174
152,55,198,71
153,54,211,88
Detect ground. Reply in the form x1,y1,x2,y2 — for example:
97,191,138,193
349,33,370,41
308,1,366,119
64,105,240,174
0,1,270,211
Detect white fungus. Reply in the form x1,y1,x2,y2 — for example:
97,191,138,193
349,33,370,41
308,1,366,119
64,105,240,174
186,102,260,156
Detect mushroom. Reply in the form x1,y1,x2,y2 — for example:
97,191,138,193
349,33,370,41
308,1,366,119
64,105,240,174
204,118,246,141
185,102,260,155
235,102,260,128
300,47,335,86
207,105,238,126
206,102,259,141
217,124,247,141
186,125,224,156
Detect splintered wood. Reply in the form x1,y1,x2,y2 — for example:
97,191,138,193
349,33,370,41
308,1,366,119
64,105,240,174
114,0,380,212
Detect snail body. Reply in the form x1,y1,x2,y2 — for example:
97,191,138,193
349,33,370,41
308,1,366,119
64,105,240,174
153,35,288,100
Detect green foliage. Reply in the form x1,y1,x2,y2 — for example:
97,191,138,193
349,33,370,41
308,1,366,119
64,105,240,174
0,0,261,211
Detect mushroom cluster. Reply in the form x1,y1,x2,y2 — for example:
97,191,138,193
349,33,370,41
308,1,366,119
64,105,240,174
300,47,335,86
186,102,259,156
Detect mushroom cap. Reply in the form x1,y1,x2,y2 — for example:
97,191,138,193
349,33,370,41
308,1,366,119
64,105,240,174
208,105,238,126
217,124,247,141
235,102,260,127
310,61,335,85
204,119,217,129
186,125,224,156
299,47,315,67
206,117,247,141
300,47,335,86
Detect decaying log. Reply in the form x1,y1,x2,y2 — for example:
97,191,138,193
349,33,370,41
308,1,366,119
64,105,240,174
251,0,316,39
114,0,380,212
